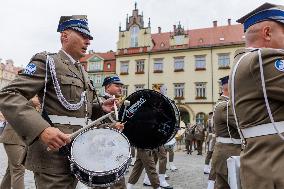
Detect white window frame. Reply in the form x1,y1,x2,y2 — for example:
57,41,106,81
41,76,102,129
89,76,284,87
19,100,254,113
195,82,206,98
135,84,145,91
153,58,163,72
122,85,128,97
218,53,230,68
174,83,184,98
196,112,205,125
120,62,129,73
130,25,139,47
195,55,206,69
174,57,184,71
136,60,145,73
94,75,102,84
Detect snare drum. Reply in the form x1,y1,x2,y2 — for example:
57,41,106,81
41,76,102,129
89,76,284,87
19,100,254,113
118,89,180,149
164,137,176,150
69,127,131,187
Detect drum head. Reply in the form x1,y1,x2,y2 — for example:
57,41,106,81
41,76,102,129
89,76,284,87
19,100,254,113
71,128,130,172
119,89,180,149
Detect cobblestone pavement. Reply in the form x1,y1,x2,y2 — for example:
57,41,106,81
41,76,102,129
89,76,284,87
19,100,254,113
0,144,208,189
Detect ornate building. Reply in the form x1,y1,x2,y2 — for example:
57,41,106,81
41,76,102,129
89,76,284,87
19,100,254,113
115,4,245,124
0,59,22,89
80,51,116,95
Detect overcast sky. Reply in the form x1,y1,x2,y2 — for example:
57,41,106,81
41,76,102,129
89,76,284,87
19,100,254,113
1,0,283,67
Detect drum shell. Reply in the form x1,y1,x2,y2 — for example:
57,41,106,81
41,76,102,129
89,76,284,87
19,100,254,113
69,128,131,187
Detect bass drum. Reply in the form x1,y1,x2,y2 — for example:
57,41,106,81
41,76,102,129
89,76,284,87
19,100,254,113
118,89,180,149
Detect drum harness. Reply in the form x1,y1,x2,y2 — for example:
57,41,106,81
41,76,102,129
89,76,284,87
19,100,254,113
213,96,241,145
231,48,284,148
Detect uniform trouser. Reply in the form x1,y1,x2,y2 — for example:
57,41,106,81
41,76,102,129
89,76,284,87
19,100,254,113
211,143,241,189
34,171,77,189
196,140,203,155
205,151,213,165
130,147,136,158
92,177,126,189
185,139,193,153
240,134,284,189
208,164,216,181
128,149,159,188
166,148,174,162
0,144,26,189
153,146,167,174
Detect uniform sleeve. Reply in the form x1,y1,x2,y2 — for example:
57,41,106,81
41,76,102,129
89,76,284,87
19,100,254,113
0,53,51,145
227,105,237,129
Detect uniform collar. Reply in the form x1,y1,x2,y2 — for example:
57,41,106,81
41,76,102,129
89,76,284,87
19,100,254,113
61,49,77,64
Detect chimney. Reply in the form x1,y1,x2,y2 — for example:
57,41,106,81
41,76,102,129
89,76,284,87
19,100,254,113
158,27,161,34
88,50,94,54
173,25,176,30
228,18,231,26
213,20,217,27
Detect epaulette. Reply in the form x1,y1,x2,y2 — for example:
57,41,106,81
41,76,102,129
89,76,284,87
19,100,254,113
234,48,259,59
29,51,56,64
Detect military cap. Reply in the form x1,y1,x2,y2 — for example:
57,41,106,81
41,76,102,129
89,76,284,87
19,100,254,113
219,75,229,85
102,75,124,87
57,15,93,40
237,3,284,32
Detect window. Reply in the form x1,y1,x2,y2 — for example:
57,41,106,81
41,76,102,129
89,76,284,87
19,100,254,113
122,85,128,97
195,82,206,99
195,55,206,70
135,84,145,91
196,112,205,125
174,83,184,98
154,58,163,73
94,75,102,84
107,63,111,70
94,62,102,71
175,36,183,45
130,25,139,47
136,60,144,73
218,53,230,69
174,57,184,71
120,62,129,74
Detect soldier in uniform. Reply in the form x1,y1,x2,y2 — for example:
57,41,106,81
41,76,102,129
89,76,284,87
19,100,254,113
0,15,118,189
210,76,241,189
142,146,173,189
193,123,205,155
184,123,195,154
204,112,215,174
0,96,40,189
93,75,126,189
230,3,284,189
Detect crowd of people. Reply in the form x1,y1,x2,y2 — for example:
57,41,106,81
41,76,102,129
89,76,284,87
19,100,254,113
1,2,284,189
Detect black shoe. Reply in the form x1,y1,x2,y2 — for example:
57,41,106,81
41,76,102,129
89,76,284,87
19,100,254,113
160,186,173,189
143,183,152,186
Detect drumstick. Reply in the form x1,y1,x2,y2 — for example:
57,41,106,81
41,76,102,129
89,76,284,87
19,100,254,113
113,95,119,121
121,100,131,122
47,112,115,151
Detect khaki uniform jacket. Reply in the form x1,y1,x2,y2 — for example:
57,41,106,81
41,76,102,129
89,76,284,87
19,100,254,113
229,48,284,129
213,95,240,138
0,50,97,173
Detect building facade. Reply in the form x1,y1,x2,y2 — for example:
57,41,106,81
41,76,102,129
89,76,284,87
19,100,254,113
0,59,22,89
80,51,116,96
115,4,245,124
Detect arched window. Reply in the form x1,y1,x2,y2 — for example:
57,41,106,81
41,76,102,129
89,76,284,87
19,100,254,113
130,25,139,47
196,112,205,125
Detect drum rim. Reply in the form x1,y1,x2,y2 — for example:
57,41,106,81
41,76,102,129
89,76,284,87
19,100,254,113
119,89,181,148
70,127,131,185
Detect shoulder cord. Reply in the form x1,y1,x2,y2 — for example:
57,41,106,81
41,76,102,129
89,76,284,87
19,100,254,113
41,55,86,111
257,49,284,140
231,51,252,145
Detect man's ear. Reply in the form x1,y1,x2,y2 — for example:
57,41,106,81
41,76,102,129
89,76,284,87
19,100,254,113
262,25,272,41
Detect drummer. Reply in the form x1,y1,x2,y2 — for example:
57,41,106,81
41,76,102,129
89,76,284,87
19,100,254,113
92,75,127,189
0,15,117,189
